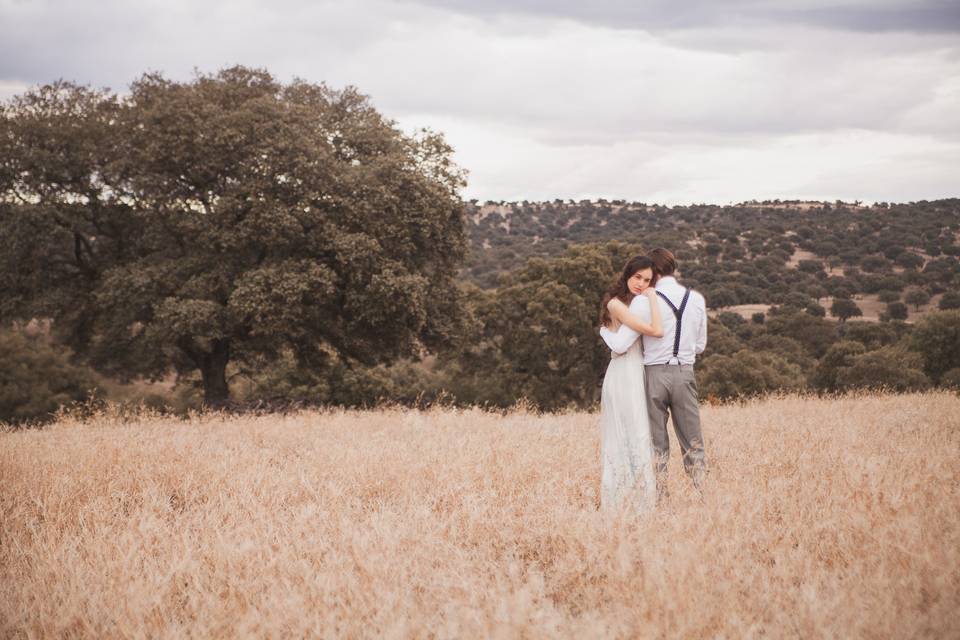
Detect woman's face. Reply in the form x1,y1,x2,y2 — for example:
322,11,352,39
627,268,653,295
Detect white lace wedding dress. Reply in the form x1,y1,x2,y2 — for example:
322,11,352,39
599,331,657,514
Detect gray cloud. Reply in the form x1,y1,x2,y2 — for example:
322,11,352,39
0,0,957,203
410,0,960,33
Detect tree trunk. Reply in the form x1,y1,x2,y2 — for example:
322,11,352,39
199,339,230,407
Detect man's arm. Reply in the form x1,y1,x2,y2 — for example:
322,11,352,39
694,293,708,354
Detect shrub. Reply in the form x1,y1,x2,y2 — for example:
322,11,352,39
806,302,826,317
812,340,867,391
840,321,910,350
939,291,960,310
910,311,960,384
836,347,930,392
941,368,960,390
765,312,837,358
904,288,931,310
0,329,99,425
708,288,739,309
886,302,908,321
717,311,747,331
700,319,745,360
697,350,807,400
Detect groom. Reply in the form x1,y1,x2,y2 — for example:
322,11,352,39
643,248,708,497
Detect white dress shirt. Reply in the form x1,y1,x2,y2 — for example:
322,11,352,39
599,276,707,365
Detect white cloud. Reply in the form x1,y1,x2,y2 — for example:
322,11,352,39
403,114,960,204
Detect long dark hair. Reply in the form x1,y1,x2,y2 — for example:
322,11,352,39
599,255,657,327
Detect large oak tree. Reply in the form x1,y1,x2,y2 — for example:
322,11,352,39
0,67,466,404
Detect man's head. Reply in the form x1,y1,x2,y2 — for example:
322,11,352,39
647,248,677,278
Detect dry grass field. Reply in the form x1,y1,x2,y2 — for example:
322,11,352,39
2,393,958,638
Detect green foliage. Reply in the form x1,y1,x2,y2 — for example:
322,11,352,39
885,302,908,321
442,243,642,410
805,302,826,317
0,329,99,425
839,321,910,350
940,368,960,390
716,311,744,328
904,288,931,310
938,291,960,310
747,334,816,371
830,298,862,322
0,67,466,405
835,347,930,392
812,340,867,390
910,311,960,384
247,350,445,408
461,200,958,335
700,319,745,360
765,312,836,358
798,259,825,275
707,288,739,309
896,252,925,270
697,350,807,400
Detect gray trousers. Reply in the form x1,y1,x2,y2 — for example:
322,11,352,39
644,363,706,489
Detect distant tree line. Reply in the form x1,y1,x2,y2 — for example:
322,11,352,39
462,200,960,321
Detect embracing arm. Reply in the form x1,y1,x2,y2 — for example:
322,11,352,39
612,291,663,338
598,293,663,354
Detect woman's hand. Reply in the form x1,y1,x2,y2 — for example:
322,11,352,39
643,287,659,300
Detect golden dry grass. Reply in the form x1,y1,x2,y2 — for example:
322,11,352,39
2,393,958,638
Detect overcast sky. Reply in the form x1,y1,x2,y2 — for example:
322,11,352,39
1,0,958,204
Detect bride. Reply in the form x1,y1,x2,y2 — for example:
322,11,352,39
596,256,663,513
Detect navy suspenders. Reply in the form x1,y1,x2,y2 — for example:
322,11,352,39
656,288,692,364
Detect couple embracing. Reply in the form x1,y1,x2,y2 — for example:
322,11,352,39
597,248,708,513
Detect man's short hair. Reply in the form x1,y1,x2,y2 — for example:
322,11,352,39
648,248,677,277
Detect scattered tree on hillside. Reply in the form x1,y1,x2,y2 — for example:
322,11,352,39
830,298,863,323
938,291,960,310
708,288,739,310
885,302,908,321
904,288,931,311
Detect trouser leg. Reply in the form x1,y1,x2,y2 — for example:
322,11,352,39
644,366,671,498
670,365,706,487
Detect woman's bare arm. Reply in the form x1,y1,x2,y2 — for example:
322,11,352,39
608,293,664,338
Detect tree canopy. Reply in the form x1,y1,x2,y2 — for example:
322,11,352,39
0,67,467,404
